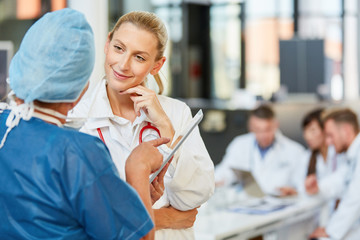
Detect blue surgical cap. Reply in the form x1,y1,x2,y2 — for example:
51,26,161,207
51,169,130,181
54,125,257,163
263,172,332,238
9,8,95,103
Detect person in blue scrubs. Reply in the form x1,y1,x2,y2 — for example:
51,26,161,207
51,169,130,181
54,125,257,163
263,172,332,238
0,8,168,240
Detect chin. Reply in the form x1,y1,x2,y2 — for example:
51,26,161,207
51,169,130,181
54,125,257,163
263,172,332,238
336,147,346,154
107,80,127,92
259,143,271,149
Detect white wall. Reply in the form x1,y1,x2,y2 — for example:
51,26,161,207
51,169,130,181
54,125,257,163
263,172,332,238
68,0,108,92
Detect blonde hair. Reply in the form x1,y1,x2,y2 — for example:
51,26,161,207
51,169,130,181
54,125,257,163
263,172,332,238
109,11,167,94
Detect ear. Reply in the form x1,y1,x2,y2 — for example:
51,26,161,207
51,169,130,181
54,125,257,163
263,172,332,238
104,33,111,54
150,56,166,75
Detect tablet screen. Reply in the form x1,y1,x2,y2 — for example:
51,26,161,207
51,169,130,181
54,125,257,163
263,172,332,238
149,109,203,183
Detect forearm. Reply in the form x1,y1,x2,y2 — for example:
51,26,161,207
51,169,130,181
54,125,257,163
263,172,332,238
124,137,171,239
126,170,155,239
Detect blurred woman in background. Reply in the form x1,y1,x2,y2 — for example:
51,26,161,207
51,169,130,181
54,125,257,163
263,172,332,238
298,108,348,225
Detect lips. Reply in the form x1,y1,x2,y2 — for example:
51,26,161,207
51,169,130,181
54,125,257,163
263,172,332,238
113,69,131,80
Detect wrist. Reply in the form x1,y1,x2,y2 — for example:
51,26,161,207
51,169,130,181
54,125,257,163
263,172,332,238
155,118,175,147
125,162,150,183
156,117,173,131
154,208,171,230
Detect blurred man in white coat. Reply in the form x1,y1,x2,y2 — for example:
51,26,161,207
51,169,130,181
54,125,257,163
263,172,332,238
309,108,360,240
215,104,305,196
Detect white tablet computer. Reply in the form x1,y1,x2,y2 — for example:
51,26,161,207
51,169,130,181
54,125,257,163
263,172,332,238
149,109,203,183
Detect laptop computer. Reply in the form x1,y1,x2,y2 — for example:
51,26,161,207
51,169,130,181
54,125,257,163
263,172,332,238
231,168,266,198
229,168,296,213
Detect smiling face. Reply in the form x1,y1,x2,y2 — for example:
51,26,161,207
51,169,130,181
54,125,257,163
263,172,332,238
104,22,165,93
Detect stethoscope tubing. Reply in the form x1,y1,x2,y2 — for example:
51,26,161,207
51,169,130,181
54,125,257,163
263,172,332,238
139,122,161,143
97,121,161,145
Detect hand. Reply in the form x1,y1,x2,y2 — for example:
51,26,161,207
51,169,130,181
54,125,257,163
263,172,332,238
155,206,199,230
125,137,169,177
121,85,175,147
278,186,297,196
150,160,172,205
309,227,329,239
121,85,170,127
305,174,319,195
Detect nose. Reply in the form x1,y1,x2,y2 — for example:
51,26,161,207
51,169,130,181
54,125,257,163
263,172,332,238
119,54,131,71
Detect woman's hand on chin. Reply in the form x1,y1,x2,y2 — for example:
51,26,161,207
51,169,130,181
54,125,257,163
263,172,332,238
121,85,169,126
121,85,175,145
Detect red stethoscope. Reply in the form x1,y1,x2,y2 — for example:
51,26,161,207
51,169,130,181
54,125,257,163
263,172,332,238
97,122,161,145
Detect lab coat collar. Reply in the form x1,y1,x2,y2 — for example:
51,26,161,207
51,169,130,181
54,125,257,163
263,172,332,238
87,78,115,119
82,78,151,130
345,133,360,163
133,110,148,126
84,117,113,130
254,138,276,149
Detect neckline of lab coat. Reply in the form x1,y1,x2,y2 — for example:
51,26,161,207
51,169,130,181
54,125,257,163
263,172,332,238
80,79,159,150
82,78,149,130
249,131,289,169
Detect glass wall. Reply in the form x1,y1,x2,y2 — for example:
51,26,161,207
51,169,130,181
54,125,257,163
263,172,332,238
245,0,294,100
210,3,242,99
245,0,358,101
153,4,183,96
0,0,66,51
105,0,360,101
1,0,358,101
298,0,343,100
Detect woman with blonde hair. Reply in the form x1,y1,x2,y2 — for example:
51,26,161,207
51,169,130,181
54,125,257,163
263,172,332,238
71,11,215,239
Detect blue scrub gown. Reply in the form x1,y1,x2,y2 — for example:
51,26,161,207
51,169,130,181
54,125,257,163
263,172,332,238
0,110,153,239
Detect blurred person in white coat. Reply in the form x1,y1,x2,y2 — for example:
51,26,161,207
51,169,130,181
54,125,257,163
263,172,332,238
70,11,214,240
215,104,305,196
295,108,348,226
309,108,360,240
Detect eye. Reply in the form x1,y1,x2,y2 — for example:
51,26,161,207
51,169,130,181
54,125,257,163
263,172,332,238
114,45,124,52
136,55,145,62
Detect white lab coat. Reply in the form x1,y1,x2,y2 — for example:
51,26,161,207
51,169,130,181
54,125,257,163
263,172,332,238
70,79,215,240
325,134,360,240
295,146,347,196
295,147,348,225
215,132,305,194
